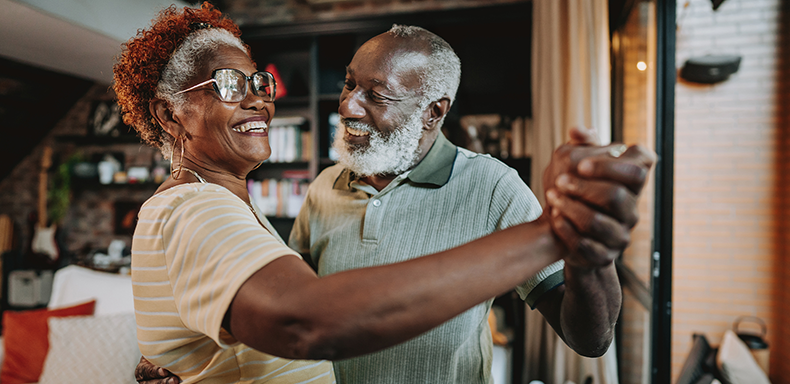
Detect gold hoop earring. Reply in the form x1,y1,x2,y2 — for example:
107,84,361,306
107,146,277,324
251,161,264,171
170,135,186,180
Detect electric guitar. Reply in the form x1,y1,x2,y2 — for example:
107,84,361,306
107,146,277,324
30,146,58,261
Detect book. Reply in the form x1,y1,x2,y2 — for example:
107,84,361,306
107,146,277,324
268,116,310,163
248,178,310,218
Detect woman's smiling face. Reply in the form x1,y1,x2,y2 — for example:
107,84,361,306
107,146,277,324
175,44,275,176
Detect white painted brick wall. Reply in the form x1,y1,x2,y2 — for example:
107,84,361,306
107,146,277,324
673,0,786,382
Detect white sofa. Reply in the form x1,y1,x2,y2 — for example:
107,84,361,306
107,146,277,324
1,265,140,384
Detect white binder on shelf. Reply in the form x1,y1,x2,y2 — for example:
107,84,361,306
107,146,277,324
8,269,53,307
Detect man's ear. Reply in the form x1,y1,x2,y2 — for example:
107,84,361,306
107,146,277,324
149,98,184,138
424,97,451,131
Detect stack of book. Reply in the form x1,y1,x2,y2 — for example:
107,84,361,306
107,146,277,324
267,116,312,163
458,115,533,159
248,178,310,218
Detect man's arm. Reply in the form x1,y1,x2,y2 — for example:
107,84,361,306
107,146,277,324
537,136,655,357
225,219,565,360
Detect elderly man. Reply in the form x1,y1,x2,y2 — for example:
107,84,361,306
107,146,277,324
290,25,642,383
137,25,652,384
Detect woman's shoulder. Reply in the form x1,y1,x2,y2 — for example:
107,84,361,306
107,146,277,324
139,183,250,225
143,183,241,208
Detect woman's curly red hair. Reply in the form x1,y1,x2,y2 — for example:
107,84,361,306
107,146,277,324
113,2,242,149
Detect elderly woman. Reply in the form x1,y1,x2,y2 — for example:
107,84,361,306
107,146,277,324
117,3,652,384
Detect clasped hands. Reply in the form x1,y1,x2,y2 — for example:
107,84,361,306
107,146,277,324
542,127,656,269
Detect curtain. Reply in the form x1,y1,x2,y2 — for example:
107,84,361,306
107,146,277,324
527,0,616,383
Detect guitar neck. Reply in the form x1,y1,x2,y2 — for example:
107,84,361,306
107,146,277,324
38,146,52,228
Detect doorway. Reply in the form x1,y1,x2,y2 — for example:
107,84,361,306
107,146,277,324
611,1,675,383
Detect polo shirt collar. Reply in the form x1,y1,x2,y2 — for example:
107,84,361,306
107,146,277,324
406,133,457,186
333,132,458,190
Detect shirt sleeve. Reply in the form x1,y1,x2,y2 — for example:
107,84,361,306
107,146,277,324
289,183,316,268
488,168,565,309
162,187,300,347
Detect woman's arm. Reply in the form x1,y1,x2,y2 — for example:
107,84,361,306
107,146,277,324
228,132,652,361
226,218,562,360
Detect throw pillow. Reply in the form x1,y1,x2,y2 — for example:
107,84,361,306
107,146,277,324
716,330,770,384
0,300,96,384
39,313,141,384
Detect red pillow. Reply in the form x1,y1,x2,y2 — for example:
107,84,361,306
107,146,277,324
1,300,96,384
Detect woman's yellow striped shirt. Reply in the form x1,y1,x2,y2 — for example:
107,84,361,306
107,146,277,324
131,183,335,384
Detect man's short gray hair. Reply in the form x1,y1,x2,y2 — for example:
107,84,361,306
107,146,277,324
387,24,461,115
155,28,246,156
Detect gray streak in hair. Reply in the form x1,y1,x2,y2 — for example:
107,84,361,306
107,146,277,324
155,28,246,157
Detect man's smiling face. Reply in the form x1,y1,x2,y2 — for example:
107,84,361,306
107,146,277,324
333,34,432,177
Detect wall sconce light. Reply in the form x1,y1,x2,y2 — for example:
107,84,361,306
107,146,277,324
637,61,647,71
679,55,741,84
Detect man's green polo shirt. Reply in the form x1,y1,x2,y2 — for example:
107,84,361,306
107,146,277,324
290,133,564,384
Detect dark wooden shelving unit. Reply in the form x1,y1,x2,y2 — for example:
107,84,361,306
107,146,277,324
55,135,144,146
273,95,310,106
70,179,160,190
317,93,342,101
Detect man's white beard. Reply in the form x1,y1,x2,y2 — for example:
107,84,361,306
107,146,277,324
332,109,424,177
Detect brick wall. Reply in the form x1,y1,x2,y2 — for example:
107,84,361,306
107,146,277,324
0,84,158,261
673,0,788,382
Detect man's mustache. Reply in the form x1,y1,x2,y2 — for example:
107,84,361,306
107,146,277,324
340,117,375,133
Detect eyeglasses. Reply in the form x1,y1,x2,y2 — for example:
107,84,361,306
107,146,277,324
175,68,276,103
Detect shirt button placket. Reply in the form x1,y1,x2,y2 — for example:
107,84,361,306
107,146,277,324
362,197,384,242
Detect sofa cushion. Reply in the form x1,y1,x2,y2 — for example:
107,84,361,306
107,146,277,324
47,265,134,315
39,313,140,384
0,300,96,384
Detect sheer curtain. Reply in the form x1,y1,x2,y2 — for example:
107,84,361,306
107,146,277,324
526,0,616,383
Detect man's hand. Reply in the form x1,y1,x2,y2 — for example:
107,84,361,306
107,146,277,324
540,127,630,218
541,127,599,198
546,144,655,267
135,356,180,384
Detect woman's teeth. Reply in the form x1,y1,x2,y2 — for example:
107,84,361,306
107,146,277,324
346,126,369,136
233,121,268,133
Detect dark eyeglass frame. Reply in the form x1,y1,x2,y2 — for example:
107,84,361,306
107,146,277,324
175,68,277,103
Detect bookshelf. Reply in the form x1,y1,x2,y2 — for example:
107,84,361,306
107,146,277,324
242,1,534,174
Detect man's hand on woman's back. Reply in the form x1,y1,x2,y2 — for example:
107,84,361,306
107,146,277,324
135,356,179,384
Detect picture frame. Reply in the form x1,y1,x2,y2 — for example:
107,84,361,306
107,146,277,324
87,100,135,138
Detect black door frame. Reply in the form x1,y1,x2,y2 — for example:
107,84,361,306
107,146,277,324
652,0,676,382
611,0,675,383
